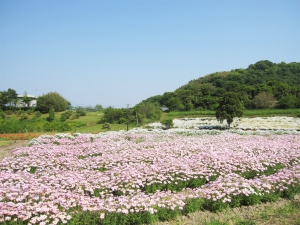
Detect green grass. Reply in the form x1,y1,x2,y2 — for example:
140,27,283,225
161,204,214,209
0,140,12,147
243,108,300,117
155,196,300,225
161,109,299,121
1,109,299,134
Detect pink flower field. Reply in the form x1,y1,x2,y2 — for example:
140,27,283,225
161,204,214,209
0,132,299,225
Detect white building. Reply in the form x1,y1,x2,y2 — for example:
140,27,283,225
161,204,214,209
16,94,37,107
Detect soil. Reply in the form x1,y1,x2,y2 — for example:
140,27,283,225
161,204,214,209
0,140,29,161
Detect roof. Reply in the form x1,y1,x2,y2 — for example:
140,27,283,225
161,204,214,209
17,94,37,98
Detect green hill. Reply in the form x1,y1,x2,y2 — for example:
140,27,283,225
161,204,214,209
141,60,300,110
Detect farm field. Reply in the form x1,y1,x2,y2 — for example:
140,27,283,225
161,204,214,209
0,126,300,225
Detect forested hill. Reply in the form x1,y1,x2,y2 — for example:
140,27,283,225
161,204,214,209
141,60,300,110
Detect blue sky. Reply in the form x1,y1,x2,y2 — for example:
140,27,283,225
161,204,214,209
1,0,299,108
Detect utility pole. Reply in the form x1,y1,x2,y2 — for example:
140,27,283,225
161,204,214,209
126,104,129,131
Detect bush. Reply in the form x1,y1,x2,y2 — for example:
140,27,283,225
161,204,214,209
276,94,299,109
161,119,174,129
47,109,55,122
0,109,5,119
33,111,42,119
102,123,111,129
60,110,73,121
5,110,13,115
16,109,23,116
19,113,28,121
118,117,126,124
75,107,86,117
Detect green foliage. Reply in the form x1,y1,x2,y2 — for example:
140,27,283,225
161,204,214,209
134,102,162,124
43,122,71,132
216,92,243,128
140,61,300,111
102,122,111,129
60,110,73,121
276,94,300,109
75,107,87,117
46,109,55,122
236,220,256,225
99,107,125,124
0,88,18,109
0,119,36,133
19,113,28,121
252,92,277,109
0,108,5,120
33,111,42,119
182,198,204,215
161,119,174,129
36,92,69,113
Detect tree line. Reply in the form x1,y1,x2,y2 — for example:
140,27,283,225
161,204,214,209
142,60,300,111
1,60,299,133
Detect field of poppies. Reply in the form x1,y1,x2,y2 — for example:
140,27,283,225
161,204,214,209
0,130,300,225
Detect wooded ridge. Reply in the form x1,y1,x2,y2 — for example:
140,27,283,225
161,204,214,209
141,60,300,110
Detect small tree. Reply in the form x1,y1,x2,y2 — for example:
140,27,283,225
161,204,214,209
22,92,35,108
252,92,276,108
161,119,174,130
216,92,243,129
47,109,55,122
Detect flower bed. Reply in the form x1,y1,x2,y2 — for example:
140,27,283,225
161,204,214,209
0,132,300,224
0,133,48,141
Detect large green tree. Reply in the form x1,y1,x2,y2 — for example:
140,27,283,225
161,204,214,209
36,92,69,113
7,88,18,107
134,102,162,125
216,92,243,129
0,91,8,109
0,88,18,109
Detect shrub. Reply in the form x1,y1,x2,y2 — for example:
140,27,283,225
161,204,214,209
0,109,5,119
276,94,299,109
161,119,174,129
19,113,28,121
75,107,86,117
47,109,55,122
118,117,126,124
33,111,42,119
5,109,13,115
102,123,111,129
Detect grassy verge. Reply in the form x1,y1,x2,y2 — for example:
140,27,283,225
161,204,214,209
0,140,12,147
161,109,299,121
1,109,299,134
156,196,300,225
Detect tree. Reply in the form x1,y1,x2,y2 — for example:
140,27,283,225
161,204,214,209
0,91,8,109
276,94,299,109
95,104,103,111
99,107,124,124
134,102,162,125
7,88,18,108
161,119,174,130
22,91,34,108
47,109,55,122
36,92,69,113
0,109,5,120
252,92,276,108
216,92,243,129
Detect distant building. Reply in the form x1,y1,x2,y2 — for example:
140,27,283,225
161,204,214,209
16,94,37,107
160,106,169,112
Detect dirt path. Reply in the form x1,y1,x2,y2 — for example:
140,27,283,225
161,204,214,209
0,140,29,161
